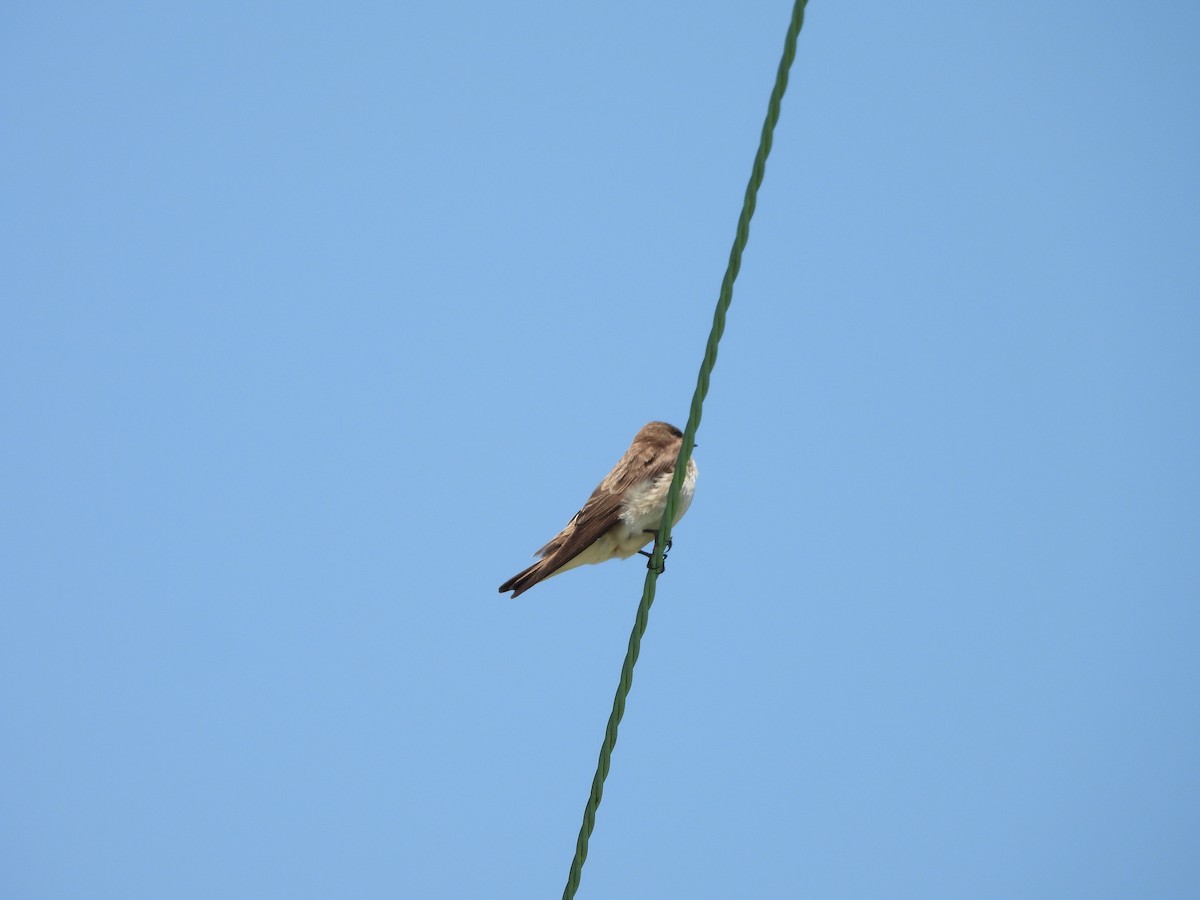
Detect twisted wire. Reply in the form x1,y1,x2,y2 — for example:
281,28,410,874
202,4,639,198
562,3,809,897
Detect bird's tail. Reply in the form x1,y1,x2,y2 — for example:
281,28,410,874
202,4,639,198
498,558,552,598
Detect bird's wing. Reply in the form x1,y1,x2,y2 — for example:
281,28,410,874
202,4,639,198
533,441,679,573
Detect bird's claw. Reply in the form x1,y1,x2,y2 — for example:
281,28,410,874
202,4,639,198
639,530,672,573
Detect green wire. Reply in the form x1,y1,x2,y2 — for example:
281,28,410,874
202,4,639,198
561,2,810,897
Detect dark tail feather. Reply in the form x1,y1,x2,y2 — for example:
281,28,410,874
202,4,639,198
499,559,551,598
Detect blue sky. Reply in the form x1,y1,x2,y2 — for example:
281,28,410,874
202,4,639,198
3,2,1198,897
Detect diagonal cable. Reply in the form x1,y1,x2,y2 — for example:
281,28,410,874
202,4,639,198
561,2,809,897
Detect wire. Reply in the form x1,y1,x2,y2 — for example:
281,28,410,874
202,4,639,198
561,2,810,896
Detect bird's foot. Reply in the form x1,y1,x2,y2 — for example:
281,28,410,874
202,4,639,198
639,529,672,573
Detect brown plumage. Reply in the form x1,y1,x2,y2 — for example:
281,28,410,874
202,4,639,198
499,421,698,598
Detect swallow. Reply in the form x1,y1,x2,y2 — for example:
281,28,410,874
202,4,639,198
499,421,698,598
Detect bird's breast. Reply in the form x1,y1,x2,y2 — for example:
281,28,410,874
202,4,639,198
615,459,698,551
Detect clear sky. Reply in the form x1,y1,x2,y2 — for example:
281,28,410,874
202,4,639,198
3,2,1198,898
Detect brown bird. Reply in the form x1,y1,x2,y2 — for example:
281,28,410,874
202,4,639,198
499,421,698,598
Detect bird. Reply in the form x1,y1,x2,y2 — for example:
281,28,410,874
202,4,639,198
499,421,698,598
